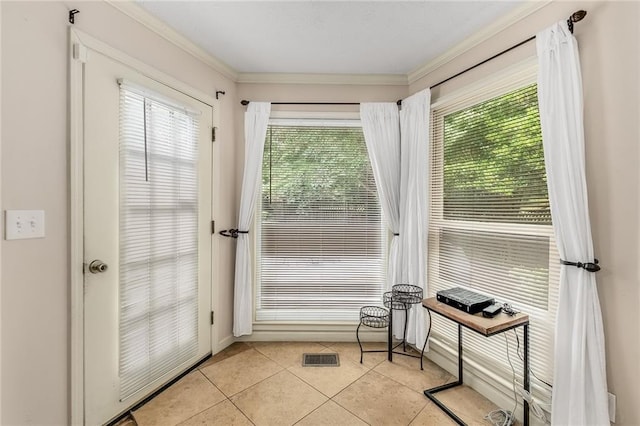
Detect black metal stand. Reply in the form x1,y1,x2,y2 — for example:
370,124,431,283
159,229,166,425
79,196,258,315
422,310,530,426
357,306,391,363
359,285,424,368
385,287,425,370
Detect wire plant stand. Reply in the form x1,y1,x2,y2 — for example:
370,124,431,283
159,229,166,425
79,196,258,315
356,284,426,369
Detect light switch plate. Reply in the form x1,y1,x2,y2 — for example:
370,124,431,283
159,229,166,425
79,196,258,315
4,210,45,240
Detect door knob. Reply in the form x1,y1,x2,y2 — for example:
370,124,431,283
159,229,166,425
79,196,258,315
88,260,108,274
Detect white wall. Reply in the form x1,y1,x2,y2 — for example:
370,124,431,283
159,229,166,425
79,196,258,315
1,2,237,424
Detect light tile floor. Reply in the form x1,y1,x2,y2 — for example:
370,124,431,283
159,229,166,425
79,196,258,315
124,342,505,426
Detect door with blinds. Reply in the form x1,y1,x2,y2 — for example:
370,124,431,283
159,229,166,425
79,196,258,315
83,51,213,425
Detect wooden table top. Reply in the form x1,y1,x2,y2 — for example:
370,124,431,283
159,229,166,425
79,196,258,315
422,297,529,336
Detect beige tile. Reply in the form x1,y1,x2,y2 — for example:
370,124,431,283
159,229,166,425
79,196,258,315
373,352,452,394
179,399,253,426
324,341,387,368
333,370,428,426
288,355,369,397
200,348,283,397
434,385,501,426
250,342,327,368
410,402,458,425
231,370,328,426
132,370,225,426
296,400,367,426
113,415,137,426
198,342,252,369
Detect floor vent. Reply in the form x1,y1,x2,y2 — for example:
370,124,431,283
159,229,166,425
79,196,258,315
302,353,340,367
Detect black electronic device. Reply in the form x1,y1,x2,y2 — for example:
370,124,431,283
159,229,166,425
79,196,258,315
436,287,495,315
482,303,503,318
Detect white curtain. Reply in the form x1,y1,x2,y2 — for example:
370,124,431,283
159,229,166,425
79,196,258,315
233,102,271,337
398,89,431,347
536,22,609,425
360,103,401,292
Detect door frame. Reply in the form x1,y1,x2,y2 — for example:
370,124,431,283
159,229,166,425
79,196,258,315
69,28,220,425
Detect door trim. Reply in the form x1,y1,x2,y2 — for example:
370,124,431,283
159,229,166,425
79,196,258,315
69,28,219,425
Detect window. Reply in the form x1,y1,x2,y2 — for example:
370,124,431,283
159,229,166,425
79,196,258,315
256,119,385,322
118,85,200,399
429,74,558,396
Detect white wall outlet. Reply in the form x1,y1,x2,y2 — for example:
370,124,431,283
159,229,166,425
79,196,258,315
4,210,45,240
609,392,616,423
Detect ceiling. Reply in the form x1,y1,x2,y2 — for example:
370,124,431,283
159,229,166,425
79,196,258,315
135,1,526,76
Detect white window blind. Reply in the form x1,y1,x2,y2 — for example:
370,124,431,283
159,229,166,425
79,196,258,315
256,120,385,322
118,85,200,399
429,80,559,398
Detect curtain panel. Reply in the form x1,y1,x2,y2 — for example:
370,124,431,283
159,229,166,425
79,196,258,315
233,102,271,337
398,89,431,347
536,22,609,425
360,103,401,292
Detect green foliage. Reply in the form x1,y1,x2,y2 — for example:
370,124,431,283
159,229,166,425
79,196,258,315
442,83,550,224
262,125,378,221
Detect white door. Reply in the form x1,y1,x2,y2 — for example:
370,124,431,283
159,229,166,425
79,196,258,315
83,51,213,425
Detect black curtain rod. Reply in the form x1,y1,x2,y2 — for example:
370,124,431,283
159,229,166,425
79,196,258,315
431,9,586,89
240,10,587,107
239,99,403,106
240,101,359,106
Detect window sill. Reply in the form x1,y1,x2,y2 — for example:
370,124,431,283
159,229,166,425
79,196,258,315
236,321,386,343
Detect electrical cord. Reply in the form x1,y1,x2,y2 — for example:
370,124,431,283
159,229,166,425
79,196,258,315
502,303,519,316
507,332,549,424
484,334,519,426
513,381,549,422
513,329,553,389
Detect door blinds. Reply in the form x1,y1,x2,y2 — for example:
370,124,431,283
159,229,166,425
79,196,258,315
429,80,559,397
118,85,200,399
257,121,385,322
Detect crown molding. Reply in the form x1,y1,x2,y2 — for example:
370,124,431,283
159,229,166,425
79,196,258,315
407,0,551,85
106,0,550,88
106,0,238,81
237,72,408,86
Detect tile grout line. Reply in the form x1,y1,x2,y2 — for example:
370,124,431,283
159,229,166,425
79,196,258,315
200,348,286,398
370,358,452,397
226,395,258,426
286,359,373,400
173,398,232,426
196,355,258,426
169,370,230,426
328,393,372,426
196,349,279,425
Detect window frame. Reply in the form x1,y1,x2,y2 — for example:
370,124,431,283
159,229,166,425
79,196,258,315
253,111,389,325
427,59,559,403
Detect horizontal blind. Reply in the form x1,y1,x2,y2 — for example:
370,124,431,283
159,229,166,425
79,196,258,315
119,87,200,399
429,81,559,397
257,123,384,322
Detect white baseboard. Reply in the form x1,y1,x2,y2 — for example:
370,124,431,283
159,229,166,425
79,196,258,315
215,334,235,354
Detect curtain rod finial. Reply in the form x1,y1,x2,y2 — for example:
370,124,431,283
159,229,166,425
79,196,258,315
241,100,250,106
570,10,587,23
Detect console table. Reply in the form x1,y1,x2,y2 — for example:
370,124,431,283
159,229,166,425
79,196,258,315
421,297,530,426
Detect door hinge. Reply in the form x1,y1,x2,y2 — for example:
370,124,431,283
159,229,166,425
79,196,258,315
73,43,88,63
211,127,217,142
210,311,215,325
211,220,215,234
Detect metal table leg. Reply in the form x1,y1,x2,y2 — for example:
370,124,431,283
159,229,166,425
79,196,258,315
388,305,393,361
423,323,466,426
524,324,530,426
